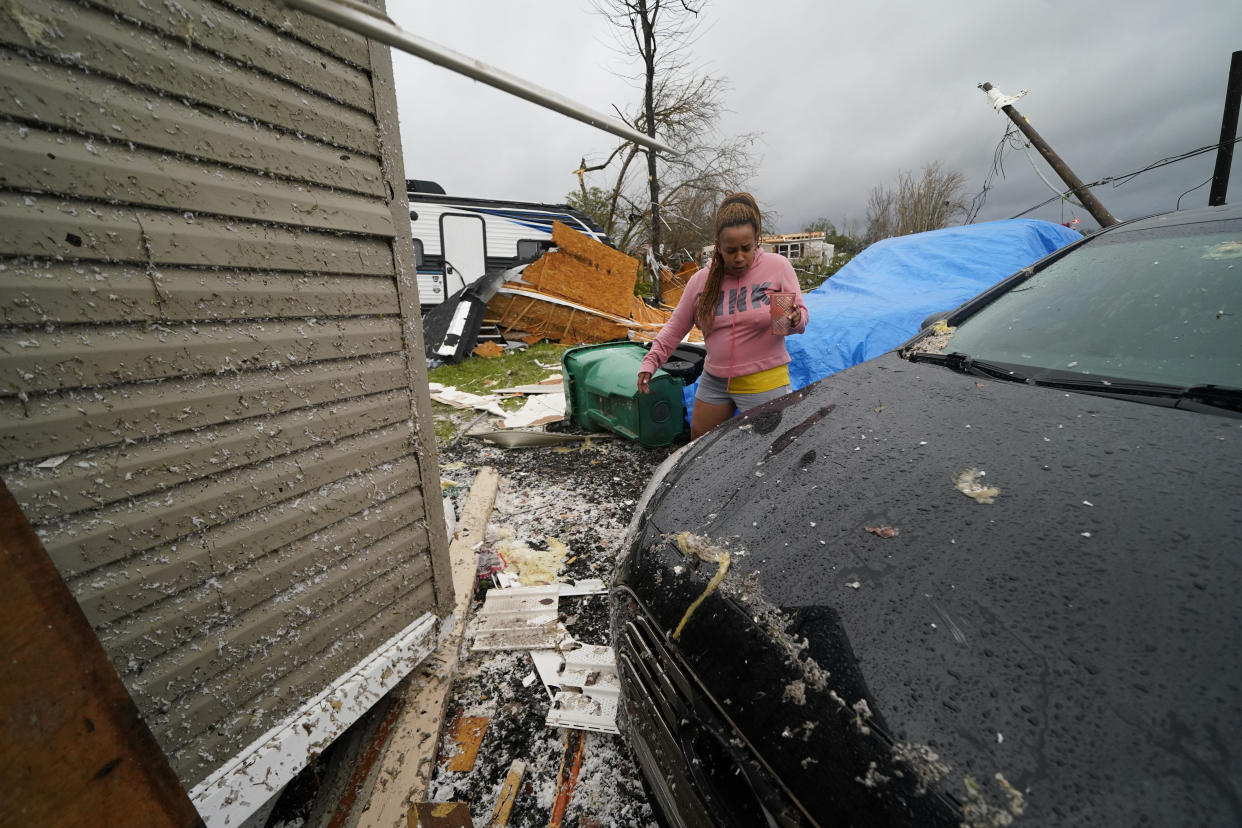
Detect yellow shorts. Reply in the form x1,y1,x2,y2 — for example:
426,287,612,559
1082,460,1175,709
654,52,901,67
726,364,791,394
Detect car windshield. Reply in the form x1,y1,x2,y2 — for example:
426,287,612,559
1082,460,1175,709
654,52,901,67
935,220,1242,388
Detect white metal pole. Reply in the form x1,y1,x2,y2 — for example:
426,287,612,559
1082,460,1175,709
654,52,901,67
282,0,678,156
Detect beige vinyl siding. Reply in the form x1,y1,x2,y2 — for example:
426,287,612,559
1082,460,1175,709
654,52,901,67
0,0,448,790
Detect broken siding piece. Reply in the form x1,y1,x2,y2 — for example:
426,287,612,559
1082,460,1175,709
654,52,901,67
534,644,621,735
471,585,566,651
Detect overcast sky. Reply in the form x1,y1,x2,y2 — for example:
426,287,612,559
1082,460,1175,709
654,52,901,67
388,1,1240,236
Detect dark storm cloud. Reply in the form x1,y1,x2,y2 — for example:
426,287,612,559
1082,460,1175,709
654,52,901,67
391,1,1240,234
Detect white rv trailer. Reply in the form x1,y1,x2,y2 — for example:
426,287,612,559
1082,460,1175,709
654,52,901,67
408,180,611,307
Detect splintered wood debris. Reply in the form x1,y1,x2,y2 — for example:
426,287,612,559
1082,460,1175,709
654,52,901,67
419,442,662,827
485,759,526,827
409,801,472,828
485,221,703,345
442,716,491,773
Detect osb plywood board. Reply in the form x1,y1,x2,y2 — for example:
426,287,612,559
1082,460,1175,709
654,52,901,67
489,294,629,344
521,222,638,316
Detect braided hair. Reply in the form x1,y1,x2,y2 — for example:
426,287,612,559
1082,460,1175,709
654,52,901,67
695,192,762,335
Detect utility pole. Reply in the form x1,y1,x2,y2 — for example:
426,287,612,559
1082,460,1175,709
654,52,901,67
1208,50,1241,207
980,82,1118,228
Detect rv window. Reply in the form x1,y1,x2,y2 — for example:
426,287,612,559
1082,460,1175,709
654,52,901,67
517,239,551,262
413,238,424,267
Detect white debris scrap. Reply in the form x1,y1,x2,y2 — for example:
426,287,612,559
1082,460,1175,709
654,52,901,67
429,384,507,417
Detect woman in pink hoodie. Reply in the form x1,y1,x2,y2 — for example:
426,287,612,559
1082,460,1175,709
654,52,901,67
637,192,808,439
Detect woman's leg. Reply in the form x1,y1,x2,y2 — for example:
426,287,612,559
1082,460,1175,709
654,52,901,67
690,399,736,439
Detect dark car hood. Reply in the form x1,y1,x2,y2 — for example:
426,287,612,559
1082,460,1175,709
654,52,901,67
616,352,1242,826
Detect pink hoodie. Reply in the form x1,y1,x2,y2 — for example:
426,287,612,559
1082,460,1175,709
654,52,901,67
640,248,808,379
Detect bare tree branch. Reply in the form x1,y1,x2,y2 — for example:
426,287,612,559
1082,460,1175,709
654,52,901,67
864,161,968,243
568,1,759,274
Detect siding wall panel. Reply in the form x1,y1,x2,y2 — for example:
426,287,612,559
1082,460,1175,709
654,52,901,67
132,529,434,719
170,581,434,783
0,317,402,395
99,0,374,111
0,353,409,463
0,0,448,803
40,421,414,579
0,263,399,325
7,390,409,522
227,0,372,69
99,490,425,669
72,461,423,633
0,123,394,234
0,195,395,273
0,0,379,154
0,47,385,197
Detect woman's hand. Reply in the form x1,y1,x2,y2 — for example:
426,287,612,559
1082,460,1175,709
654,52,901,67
637,371,652,394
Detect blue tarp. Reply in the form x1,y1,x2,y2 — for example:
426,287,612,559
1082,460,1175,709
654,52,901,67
683,219,1082,421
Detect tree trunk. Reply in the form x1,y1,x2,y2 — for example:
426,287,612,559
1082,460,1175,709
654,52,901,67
639,0,662,303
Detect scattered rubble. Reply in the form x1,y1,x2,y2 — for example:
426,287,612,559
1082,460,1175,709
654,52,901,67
420,424,671,827
485,222,703,346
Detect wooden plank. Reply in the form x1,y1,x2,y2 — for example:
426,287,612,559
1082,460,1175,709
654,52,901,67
39,420,416,578
441,716,489,773
0,316,402,396
0,262,399,325
0,352,408,464
409,802,472,828
106,0,374,112
548,731,586,828
0,481,201,828
486,760,527,828
0,0,379,155
0,46,384,196
227,0,372,69
5,389,409,523
355,467,501,828
0,122,394,235
74,461,424,632
0,194,395,274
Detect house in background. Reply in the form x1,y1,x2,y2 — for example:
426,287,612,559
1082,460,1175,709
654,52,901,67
701,231,835,268
760,232,835,266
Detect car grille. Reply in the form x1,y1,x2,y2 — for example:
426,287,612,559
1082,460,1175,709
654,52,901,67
615,589,811,828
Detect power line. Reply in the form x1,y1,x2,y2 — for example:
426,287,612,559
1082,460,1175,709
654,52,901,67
1005,136,1242,220
966,122,1024,223
1176,176,1214,210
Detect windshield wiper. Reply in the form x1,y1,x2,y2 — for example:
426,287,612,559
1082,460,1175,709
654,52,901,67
1034,375,1242,414
1179,384,1242,413
908,351,1031,383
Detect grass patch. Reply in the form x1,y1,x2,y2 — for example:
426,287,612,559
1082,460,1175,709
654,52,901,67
427,342,573,446
428,342,569,394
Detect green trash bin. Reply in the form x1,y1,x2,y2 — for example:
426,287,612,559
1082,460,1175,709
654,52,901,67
562,341,685,447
